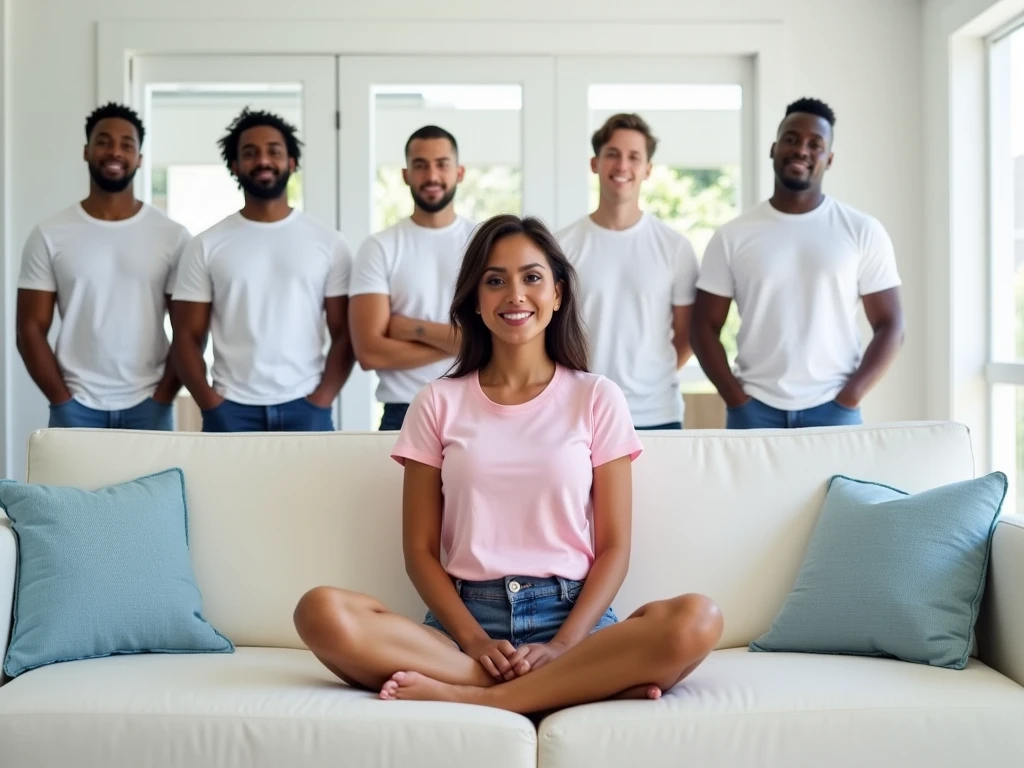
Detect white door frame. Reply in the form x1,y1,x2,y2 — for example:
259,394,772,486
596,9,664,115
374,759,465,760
554,55,755,387
129,55,354,428
130,55,337,229
98,20,788,198
554,55,756,231
337,55,556,232
98,21,787,432
336,55,556,430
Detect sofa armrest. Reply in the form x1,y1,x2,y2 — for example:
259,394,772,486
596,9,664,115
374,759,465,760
0,517,15,686
979,514,1024,687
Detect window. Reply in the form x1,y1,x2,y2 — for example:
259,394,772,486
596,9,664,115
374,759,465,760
144,82,308,374
145,83,307,235
360,80,528,428
151,165,303,234
583,83,745,392
987,21,1024,515
371,84,523,231
133,54,752,429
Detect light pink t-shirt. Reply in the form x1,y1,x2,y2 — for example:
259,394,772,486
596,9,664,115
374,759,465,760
391,365,643,582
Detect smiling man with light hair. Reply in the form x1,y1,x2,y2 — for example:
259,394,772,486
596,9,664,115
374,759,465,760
557,112,700,430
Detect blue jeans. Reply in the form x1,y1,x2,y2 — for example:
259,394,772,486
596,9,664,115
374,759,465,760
726,397,863,429
201,397,334,432
48,397,174,430
379,403,409,431
423,576,618,649
636,421,682,430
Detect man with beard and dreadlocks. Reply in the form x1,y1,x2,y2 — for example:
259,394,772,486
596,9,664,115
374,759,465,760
349,125,477,431
17,102,191,430
171,107,355,432
691,97,905,429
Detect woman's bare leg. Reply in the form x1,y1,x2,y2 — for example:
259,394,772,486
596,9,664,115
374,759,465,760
293,586,496,690
381,593,722,713
608,600,703,701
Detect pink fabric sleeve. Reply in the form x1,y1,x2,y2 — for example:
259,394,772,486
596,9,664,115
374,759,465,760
390,387,443,468
590,377,644,467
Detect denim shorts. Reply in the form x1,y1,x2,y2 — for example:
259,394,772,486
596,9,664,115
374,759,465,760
424,575,618,648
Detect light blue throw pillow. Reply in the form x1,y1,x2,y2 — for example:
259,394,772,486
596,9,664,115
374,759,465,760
1,468,233,677
750,472,1007,669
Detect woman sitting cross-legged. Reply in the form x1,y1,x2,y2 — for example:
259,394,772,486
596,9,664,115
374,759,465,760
293,214,723,713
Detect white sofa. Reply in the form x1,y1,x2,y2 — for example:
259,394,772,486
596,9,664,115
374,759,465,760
1,421,1023,768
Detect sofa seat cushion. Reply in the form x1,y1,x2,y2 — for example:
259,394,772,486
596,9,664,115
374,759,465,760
0,647,537,768
538,648,1024,768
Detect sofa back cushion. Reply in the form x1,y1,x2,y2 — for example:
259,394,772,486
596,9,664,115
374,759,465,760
14,422,975,650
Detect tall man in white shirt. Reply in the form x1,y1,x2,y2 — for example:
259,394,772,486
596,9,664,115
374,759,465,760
172,108,355,432
349,125,476,430
17,103,191,430
556,113,699,430
691,98,905,429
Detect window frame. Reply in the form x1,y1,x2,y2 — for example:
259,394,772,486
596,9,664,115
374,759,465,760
984,15,1024,514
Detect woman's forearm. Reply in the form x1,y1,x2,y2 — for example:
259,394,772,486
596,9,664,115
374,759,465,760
406,555,489,649
551,546,629,648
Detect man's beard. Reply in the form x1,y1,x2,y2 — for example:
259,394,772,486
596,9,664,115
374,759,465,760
411,185,456,214
88,162,136,193
778,174,812,191
239,168,291,200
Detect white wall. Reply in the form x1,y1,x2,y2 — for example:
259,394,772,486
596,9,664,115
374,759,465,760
922,0,1024,475
1,0,926,480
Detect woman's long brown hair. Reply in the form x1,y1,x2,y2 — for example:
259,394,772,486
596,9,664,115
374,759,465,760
447,214,589,378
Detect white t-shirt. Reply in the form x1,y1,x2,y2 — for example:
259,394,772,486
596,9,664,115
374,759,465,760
18,203,191,410
349,216,477,404
557,213,699,427
696,197,902,411
172,209,352,406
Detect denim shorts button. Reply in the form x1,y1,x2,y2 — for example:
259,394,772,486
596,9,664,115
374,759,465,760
508,580,521,593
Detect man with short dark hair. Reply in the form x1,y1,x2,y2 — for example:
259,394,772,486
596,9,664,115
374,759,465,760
349,125,476,430
691,97,905,428
172,108,355,432
557,112,699,430
17,102,191,430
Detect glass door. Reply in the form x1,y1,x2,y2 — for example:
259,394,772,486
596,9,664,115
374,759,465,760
130,55,340,429
555,56,754,405
336,55,556,430
128,52,753,431
555,56,754,231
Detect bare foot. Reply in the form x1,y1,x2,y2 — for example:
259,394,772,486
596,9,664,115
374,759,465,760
380,671,486,705
611,684,662,701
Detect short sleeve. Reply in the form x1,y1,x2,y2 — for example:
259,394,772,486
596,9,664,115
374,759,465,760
554,223,581,264
18,227,57,292
171,237,213,303
391,386,443,468
694,228,734,298
164,226,193,295
326,234,353,298
348,236,391,297
591,377,643,467
671,235,700,306
857,218,902,295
